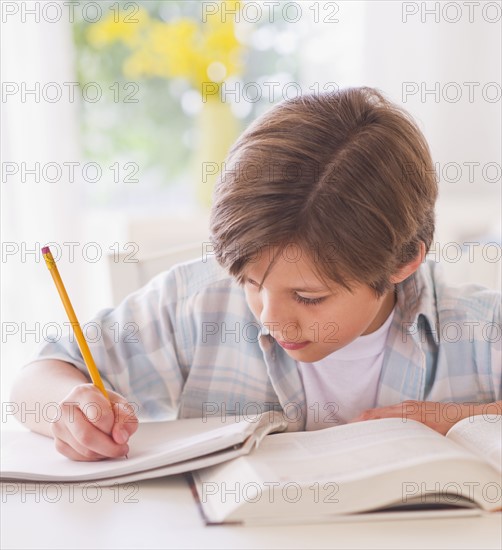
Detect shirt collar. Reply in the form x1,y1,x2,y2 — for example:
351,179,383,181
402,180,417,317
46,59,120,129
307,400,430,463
396,259,440,346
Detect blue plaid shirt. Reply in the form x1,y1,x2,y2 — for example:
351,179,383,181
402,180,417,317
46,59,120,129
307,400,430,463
27,257,501,431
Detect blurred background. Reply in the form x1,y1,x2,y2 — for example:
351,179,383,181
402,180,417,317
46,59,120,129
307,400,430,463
1,0,501,404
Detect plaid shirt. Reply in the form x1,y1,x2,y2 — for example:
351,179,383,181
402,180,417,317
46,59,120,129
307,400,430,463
27,256,501,431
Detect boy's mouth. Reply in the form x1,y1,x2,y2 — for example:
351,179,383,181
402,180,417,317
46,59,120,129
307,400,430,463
276,339,310,350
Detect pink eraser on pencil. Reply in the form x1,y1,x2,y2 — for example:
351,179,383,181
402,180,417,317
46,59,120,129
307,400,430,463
42,246,51,254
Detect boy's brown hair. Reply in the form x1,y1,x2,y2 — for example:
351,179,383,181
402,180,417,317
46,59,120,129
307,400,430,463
209,86,438,297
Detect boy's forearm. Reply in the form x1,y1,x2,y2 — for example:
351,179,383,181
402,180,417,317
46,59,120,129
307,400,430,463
9,359,90,437
349,399,502,435
464,400,502,417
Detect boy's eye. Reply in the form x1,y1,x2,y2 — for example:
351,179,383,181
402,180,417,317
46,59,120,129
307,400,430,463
294,295,326,306
245,278,326,306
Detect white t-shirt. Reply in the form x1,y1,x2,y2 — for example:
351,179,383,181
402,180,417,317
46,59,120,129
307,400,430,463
298,306,396,430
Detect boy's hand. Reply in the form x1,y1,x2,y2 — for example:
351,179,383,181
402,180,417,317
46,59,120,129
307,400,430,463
348,400,474,435
49,383,139,461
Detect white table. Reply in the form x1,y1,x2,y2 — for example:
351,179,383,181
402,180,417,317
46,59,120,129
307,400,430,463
1,475,501,550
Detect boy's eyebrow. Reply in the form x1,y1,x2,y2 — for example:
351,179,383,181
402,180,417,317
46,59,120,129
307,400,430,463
243,272,329,292
290,286,328,292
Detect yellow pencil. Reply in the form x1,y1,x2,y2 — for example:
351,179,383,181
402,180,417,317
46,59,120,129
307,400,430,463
42,246,128,458
42,246,110,399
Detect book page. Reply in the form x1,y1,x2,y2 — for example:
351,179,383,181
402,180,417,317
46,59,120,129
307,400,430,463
0,413,282,482
245,418,488,484
446,414,502,473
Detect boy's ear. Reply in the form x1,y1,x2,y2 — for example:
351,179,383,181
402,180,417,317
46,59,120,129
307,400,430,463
390,242,426,284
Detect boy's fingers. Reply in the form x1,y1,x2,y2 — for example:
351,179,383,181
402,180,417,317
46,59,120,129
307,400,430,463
58,404,129,458
70,408,130,458
112,423,130,445
54,438,102,462
51,418,108,461
52,384,136,461
66,384,116,435
116,401,139,430
80,399,115,429
54,428,107,461
111,402,139,444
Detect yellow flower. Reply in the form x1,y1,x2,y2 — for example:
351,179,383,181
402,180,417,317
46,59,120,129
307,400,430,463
123,47,156,79
150,19,200,78
86,6,150,49
89,2,246,89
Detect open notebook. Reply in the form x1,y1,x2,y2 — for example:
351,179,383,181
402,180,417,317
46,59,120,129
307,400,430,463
0,412,288,485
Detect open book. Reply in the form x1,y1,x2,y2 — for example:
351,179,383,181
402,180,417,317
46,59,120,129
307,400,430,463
2,413,501,524
0,412,288,485
191,414,502,524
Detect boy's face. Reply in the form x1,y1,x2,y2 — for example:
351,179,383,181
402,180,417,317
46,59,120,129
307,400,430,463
242,246,396,363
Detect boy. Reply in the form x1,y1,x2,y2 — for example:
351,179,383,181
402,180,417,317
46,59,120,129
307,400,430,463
10,87,501,461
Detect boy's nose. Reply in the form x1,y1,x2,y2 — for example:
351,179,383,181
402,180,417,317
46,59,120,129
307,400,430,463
260,297,298,339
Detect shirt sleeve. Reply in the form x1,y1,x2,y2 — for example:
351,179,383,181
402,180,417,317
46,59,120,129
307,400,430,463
490,289,501,402
23,267,187,421
458,284,502,404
